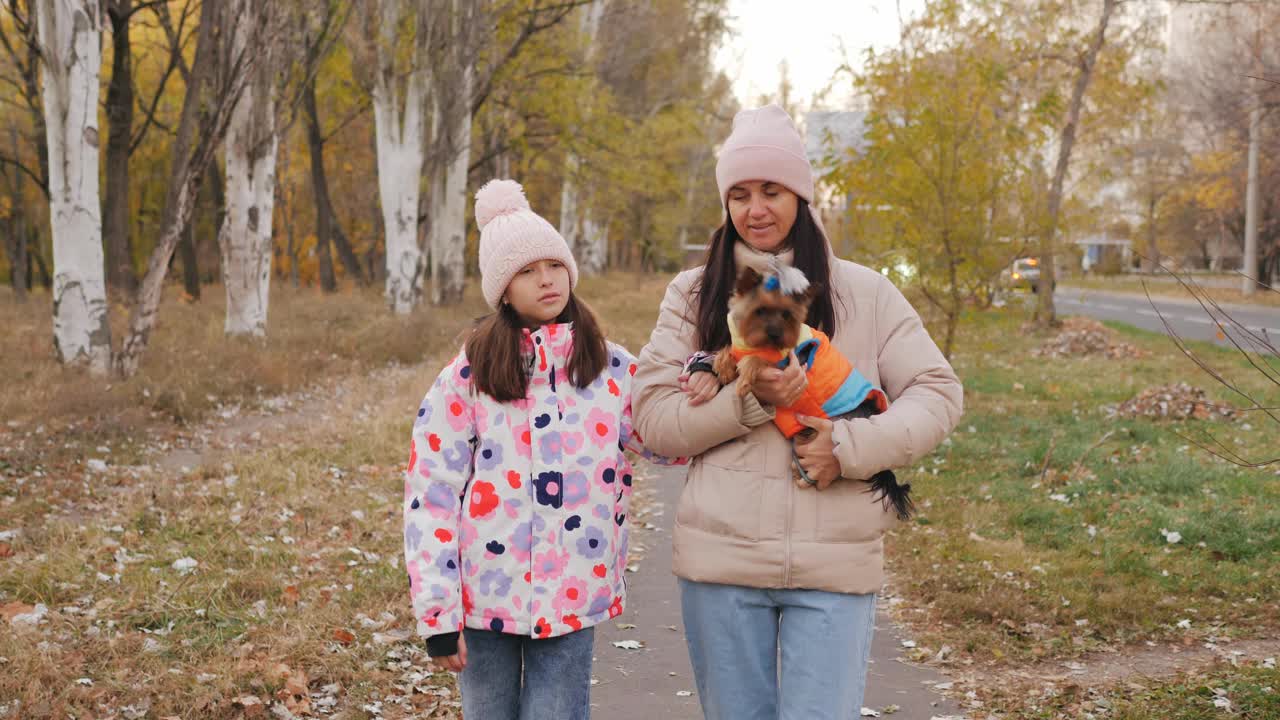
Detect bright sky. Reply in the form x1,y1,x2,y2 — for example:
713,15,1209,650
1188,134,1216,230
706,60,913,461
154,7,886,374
715,0,929,110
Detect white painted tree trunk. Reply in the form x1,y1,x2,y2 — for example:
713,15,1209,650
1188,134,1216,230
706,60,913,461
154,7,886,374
39,0,111,373
430,64,471,306
557,0,607,276
220,11,279,336
374,0,428,314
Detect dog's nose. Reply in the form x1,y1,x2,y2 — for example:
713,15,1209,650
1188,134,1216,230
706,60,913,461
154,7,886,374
767,328,783,343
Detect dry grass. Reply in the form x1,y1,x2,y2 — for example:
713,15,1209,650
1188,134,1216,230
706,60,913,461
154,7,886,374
0,283,486,470
5,271,1276,718
0,273,674,720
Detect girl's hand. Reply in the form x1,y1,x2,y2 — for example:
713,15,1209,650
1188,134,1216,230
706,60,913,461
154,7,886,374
680,371,720,406
751,351,807,407
435,634,468,672
794,414,840,490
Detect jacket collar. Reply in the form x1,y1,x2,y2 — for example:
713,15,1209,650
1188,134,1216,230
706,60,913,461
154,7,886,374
521,322,575,365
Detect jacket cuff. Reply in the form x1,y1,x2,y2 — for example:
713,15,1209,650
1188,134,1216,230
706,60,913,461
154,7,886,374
738,390,775,428
426,631,460,657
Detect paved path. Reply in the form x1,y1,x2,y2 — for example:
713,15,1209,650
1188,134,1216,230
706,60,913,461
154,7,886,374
590,464,966,719
1053,287,1278,346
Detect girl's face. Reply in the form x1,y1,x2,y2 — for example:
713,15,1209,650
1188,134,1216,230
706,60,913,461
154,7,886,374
727,181,798,253
504,259,571,326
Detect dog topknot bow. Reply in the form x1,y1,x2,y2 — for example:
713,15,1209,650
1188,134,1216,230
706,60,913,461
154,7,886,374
765,257,811,296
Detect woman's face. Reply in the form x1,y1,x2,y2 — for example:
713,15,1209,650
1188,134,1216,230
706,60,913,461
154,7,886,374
504,259,571,326
727,181,798,253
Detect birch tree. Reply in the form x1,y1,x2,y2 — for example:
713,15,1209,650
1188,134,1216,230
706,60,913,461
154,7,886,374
38,0,111,373
427,0,477,306
219,5,283,336
116,0,266,376
558,0,606,275
370,0,429,314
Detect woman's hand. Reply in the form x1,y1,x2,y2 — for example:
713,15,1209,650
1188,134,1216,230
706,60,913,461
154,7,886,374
794,414,840,490
750,351,807,407
434,634,468,672
679,371,720,407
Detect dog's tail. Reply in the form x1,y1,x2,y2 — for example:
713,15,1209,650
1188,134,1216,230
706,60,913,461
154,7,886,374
866,470,914,522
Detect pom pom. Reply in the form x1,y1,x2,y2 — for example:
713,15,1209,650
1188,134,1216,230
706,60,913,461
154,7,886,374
475,179,530,229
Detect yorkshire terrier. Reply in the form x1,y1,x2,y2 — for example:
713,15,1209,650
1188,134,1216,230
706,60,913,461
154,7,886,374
704,263,914,521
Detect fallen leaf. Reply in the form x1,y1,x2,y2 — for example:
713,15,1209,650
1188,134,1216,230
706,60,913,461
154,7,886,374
234,695,265,719
0,601,34,622
611,640,643,650
333,628,356,645
284,668,309,697
282,585,300,607
0,542,13,558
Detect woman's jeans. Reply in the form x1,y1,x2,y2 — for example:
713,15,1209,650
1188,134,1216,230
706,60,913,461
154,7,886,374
458,626,595,720
680,579,876,720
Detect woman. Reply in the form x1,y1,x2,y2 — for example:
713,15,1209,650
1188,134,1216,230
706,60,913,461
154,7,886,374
632,104,964,719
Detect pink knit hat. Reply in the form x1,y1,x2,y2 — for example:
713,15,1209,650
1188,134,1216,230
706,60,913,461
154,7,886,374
475,179,579,310
715,104,814,206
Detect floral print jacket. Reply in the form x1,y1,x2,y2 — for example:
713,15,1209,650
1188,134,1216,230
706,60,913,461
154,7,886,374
404,323,681,642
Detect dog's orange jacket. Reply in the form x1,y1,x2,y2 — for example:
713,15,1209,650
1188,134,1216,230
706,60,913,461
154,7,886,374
729,318,888,438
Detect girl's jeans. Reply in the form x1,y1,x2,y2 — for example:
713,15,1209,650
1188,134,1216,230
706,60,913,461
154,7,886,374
458,626,595,720
680,579,876,720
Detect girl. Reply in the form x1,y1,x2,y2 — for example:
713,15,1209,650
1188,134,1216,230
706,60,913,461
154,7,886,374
403,179,679,720
633,105,963,719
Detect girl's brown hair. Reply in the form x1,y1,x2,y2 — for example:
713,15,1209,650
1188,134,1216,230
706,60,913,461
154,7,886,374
465,293,608,402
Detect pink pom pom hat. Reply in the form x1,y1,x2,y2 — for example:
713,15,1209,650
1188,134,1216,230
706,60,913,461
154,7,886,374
474,179,579,310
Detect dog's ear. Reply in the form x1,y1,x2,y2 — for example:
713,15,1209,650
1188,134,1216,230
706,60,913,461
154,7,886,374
800,280,825,305
735,267,763,295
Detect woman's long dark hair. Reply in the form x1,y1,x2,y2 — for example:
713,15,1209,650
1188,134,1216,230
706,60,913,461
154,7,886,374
466,293,608,402
693,199,837,352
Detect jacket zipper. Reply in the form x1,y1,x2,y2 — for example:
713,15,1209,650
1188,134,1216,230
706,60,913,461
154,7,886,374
782,450,793,587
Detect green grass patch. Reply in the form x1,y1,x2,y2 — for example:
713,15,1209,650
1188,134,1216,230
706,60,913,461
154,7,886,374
890,305,1280,665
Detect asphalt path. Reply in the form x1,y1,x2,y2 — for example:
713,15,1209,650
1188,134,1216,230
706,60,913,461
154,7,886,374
1052,287,1279,347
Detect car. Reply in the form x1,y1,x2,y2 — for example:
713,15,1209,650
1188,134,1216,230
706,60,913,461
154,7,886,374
1002,257,1056,294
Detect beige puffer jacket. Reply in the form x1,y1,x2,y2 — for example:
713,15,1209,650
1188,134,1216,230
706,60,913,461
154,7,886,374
633,252,963,595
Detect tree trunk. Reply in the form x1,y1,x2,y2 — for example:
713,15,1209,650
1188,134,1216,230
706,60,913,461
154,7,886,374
1144,195,1159,273
373,0,428,314
430,64,471,306
304,77,363,290
220,7,279,336
117,0,259,376
4,192,28,302
103,0,137,296
1035,0,1117,329
39,0,112,374
3,128,28,301
28,231,52,289
179,219,200,298
557,0,607,275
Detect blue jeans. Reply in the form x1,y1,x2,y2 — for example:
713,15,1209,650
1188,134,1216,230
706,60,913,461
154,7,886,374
680,579,876,720
458,627,595,720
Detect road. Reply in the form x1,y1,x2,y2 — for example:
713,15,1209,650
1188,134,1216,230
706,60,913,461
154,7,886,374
1052,287,1279,347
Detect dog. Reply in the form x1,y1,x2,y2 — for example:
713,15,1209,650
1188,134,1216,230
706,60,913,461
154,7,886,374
706,263,914,521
